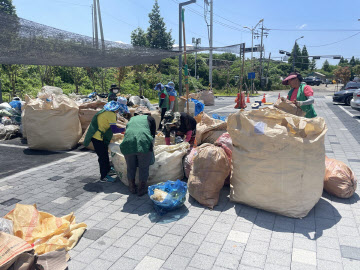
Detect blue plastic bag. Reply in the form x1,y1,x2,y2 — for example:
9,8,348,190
148,180,187,215
212,113,226,121
9,100,21,110
190,98,205,116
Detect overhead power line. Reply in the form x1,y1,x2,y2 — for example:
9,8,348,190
299,32,360,48
269,28,360,32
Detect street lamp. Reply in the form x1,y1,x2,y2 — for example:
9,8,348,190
292,36,304,72
244,18,263,94
178,0,196,96
192,37,201,80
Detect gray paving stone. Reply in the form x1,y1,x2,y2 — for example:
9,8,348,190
237,265,262,270
317,235,340,249
183,231,206,245
214,252,241,269
89,210,112,221
248,228,272,242
83,228,107,240
92,236,117,251
205,230,228,245
232,221,253,233
167,224,191,236
124,225,149,238
212,222,233,234
197,214,218,225
317,259,344,270
73,237,94,251
148,244,175,260
290,262,317,270
75,247,103,263
108,257,139,270
137,234,161,248
293,236,317,251
341,245,360,260
112,235,139,249
190,221,212,234
99,246,127,262
245,239,269,255
123,244,151,261
240,251,266,268
317,246,342,262
147,224,170,237
67,259,88,270
173,241,199,258
134,256,165,270
88,258,113,270
269,237,292,253
197,241,222,257
158,233,183,247
188,253,216,270
116,217,139,229
162,254,190,270
266,249,291,267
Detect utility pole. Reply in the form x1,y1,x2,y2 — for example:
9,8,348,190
192,37,201,80
91,4,94,47
178,0,196,96
93,0,98,49
259,21,269,89
209,0,213,90
96,0,105,51
265,52,271,89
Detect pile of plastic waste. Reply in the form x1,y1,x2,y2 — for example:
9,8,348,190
0,98,23,140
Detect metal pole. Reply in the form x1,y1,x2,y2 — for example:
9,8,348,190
0,80,2,103
195,42,197,79
93,0,98,49
91,4,94,47
96,0,105,51
179,5,182,96
178,0,196,96
259,21,264,89
208,0,213,90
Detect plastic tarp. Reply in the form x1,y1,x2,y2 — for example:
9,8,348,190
188,143,230,209
228,107,327,218
196,113,227,145
23,94,82,151
324,156,357,198
110,142,189,186
4,204,87,255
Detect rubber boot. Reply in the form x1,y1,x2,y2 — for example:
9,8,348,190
137,181,147,197
128,179,136,194
165,137,171,145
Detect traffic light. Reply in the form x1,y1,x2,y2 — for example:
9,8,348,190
313,56,320,59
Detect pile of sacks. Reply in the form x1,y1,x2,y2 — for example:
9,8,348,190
0,204,86,270
0,100,23,140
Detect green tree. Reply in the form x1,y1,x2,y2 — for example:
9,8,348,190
0,0,16,15
334,66,351,85
322,60,331,72
146,0,174,50
114,67,129,92
131,27,148,47
309,58,316,71
350,56,356,67
353,65,360,77
301,45,309,70
288,42,302,71
71,67,87,94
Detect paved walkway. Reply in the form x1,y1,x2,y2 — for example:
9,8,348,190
1,92,360,270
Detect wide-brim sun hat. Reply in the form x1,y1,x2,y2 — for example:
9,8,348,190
154,83,164,91
104,101,121,112
282,74,298,85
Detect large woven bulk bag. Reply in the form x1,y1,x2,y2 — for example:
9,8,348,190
110,142,189,186
188,143,230,209
78,100,106,134
196,113,227,145
184,147,198,178
23,95,82,151
324,156,357,198
200,90,215,106
150,110,161,130
227,107,327,218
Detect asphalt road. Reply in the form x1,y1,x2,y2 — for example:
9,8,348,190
1,85,359,179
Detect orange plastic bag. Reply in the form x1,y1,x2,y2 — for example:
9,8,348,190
324,156,357,198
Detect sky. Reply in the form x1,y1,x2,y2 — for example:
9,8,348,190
12,0,360,69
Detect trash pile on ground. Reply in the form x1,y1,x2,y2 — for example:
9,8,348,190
0,98,23,140
324,156,357,198
148,180,187,215
0,204,87,270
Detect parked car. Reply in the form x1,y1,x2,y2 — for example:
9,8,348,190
344,81,360,90
333,88,358,105
303,76,322,86
350,89,360,111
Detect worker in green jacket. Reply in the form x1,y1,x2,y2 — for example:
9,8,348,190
84,101,126,182
120,107,156,196
154,83,170,130
282,72,317,118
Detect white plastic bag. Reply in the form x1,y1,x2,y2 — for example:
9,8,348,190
0,218,13,235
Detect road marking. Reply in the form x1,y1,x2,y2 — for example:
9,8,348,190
0,144,28,149
0,152,88,183
0,143,88,155
338,105,360,123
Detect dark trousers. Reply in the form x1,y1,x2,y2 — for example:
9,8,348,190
124,151,153,182
91,138,110,179
158,108,167,130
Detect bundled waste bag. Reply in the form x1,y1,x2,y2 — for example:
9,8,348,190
0,232,34,270
148,180,187,215
228,107,327,218
78,99,107,134
215,133,233,185
324,156,357,198
110,142,189,186
196,113,227,145
184,147,198,178
154,131,175,146
274,98,306,117
4,204,87,255
188,143,231,209
0,124,19,140
23,94,82,151
200,90,215,106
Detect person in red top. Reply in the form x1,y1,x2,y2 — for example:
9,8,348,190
282,72,317,118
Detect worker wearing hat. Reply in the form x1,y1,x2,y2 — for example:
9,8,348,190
165,81,178,112
84,101,126,182
282,72,317,118
108,84,120,102
120,107,156,196
162,111,197,146
154,83,169,129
